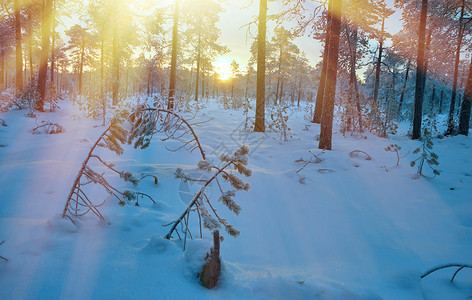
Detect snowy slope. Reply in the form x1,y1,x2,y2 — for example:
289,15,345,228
0,98,471,299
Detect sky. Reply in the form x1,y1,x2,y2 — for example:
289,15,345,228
216,0,404,69
59,0,404,76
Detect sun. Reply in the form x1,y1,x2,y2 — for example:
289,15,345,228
214,57,233,81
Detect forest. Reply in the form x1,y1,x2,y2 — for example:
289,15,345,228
0,0,471,299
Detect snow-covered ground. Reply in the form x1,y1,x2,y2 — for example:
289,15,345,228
0,97,471,299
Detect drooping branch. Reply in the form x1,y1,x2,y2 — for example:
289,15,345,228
128,106,206,160
421,264,472,283
62,121,156,222
0,240,7,261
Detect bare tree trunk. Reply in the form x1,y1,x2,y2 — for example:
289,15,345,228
398,61,410,115
168,0,180,110
312,11,332,124
275,49,282,106
412,0,428,140
254,0,267,132
373,17,385,104
447,0,465,135
318,0,342,150
195,35,201,102
0,49,4,89
50,0,55,84
297,74,302,106
112,26,120,106
14,0,23,92
347,26,363,132
79,46,84,94
459,54,472,135
36,0,53,111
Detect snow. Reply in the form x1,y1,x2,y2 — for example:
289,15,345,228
0,97,471,299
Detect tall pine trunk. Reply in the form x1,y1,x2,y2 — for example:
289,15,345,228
50,0,55,84
318,0,342,150
398,61,410,115
0,49,4,89
254,0,267,132
447,0,465,135
347,26,363,132
168,0,180,110
195,35,201,102
312,11,332,124
78,46,84,94
275,49,282,106
36,0,53,111
458,54,472,135
101,38,105,125
14,0,23,92
112,26,119,106
373,17,385,104
411,0,428,140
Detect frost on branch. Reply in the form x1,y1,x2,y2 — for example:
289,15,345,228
62,120,157,222
164,145,252,248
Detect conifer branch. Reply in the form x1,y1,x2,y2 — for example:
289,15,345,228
62,121,156,221
128,106,206,160
164,146,251,241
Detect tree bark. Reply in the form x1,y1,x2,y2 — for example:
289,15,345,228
459,55,472,135
112,26,120,106
79,46,84,94
51,0,56,84
0,49,4,89
275,49,282,106
254,0,267,132
14,0,23,92
195,35,201,102
347,26,363,132
412,0,428,140
318,0,342,150
168,0,180,110
398,61,410,115
447,0,465,135
312,10,332,124
36,0,53,111
373,16,385,104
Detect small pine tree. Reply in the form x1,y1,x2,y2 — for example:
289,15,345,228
410,115,440,178
165,145,252,244
385,144,402,166
268,106,292,141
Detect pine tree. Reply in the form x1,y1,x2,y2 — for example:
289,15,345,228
254,0,267,132
14,0,23,92
168,0,180,110
65,25,96,95
458,54,472,135
319,0,342,150
411,0,428,140
36,0,53,111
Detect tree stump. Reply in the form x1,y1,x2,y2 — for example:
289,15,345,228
200,230,221,289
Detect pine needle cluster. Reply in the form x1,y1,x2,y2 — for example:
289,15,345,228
165,145,252,243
